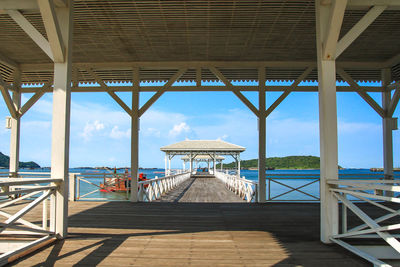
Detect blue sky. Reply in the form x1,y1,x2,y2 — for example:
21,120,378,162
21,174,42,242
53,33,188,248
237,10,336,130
1,82,399,169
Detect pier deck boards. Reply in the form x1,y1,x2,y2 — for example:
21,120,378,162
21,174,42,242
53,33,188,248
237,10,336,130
5,201,375,266
157,177,245,203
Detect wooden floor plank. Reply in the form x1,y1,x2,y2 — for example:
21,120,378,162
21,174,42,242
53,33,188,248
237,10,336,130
1,201,385,266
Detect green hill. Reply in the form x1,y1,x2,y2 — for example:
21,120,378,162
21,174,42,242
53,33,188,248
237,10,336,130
0,152,40,169
217,155,337,170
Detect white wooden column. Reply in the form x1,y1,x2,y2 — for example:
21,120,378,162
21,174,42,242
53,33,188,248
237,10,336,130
237,153,241,177
316,0,344,243
189,153,192,175
382,68,394,197
130,68,139,202
168,156,171,176
182,161,185,171
258,67,266,203
9,71,21,178
164,154,168,176
50,3,73,239
213,152,216,175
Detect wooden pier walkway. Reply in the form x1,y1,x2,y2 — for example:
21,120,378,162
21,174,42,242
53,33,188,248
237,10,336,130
156,176,245,203
5,201,375,266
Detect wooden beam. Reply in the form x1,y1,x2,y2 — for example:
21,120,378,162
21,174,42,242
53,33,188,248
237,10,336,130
108,91,132,115
337,68,385,117
347,0,400,10
0,0,68,10
323,0,348,60
37,0,65,63
265,67,314,117
19,60,388,73
138,68,187,117
388,88,400,117
336,5,386,58
6,10,53,61
0,75,18,118
232,90,259,116
86,67,132,115
209,66,260,116
20,86,49,116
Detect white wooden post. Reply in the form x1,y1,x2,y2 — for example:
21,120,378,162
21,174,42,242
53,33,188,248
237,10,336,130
9,71,21,178
50,2,73,239
258,67,266,203
382,68,394,197
168,156,171,176
189,152,193,175
221,161,223,171
182,161,185,171
130,69,139,202
316,0,343,243
237,153,241,177
165,154,168,176
213,152,216,175
68,173,75,201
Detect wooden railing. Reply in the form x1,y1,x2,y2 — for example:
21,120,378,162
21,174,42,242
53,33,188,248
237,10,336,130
328,178,400,266
70,173,130,201
138,172,191,202
215,171,257,202
266,174,320,202
0,176,62,265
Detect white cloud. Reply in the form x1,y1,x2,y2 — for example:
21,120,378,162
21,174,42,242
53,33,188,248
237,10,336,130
110,125,130,139
169,122,191,137
80,120,105,141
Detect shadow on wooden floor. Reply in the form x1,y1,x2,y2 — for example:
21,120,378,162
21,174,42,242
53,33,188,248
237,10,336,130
10,202,376,266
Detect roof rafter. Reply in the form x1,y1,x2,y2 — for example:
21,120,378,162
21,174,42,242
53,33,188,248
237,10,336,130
0,75,18,118
138,68,187,117
38,0,65,63
336,5,387,59
209,66,260,117
323,0,347,60
86,67,132,116
265,67,314,117
337,68,385,118
6,9,54,61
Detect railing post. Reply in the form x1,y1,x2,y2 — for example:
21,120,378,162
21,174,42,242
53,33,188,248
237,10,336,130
68,173,75,201
42,197,48,230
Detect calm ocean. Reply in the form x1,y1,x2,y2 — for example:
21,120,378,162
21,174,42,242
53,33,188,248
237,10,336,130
0,168,386,201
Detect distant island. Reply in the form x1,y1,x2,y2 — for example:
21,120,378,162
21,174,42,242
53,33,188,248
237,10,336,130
0,152,40,169
217,155,340,170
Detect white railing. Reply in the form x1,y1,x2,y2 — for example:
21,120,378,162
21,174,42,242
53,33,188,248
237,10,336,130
215,171,257,202
138,172,191,202
328,178,400,266
70,172,131,201
266,174,320,202
0,177,61,265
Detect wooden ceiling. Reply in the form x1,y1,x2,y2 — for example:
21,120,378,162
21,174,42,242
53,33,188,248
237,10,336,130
0,0,399,83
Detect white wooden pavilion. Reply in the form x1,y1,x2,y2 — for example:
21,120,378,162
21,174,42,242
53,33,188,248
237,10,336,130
161,140,244,176
0,0,400,265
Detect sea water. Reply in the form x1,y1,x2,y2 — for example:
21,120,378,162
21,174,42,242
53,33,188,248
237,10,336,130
0,168,386,201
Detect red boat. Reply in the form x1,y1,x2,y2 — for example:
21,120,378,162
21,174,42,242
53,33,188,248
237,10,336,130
100,173,148,193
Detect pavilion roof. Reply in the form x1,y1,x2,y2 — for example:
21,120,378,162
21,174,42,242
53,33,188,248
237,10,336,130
161,140,245,153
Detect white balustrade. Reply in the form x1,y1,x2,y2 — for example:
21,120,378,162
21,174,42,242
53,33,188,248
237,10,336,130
215,171,257,202
328,178,400,266
0,175,62,265
138,172,191,202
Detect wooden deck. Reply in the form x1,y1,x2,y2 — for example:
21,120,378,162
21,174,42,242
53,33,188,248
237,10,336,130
156,177,245,203
5,201,380,267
